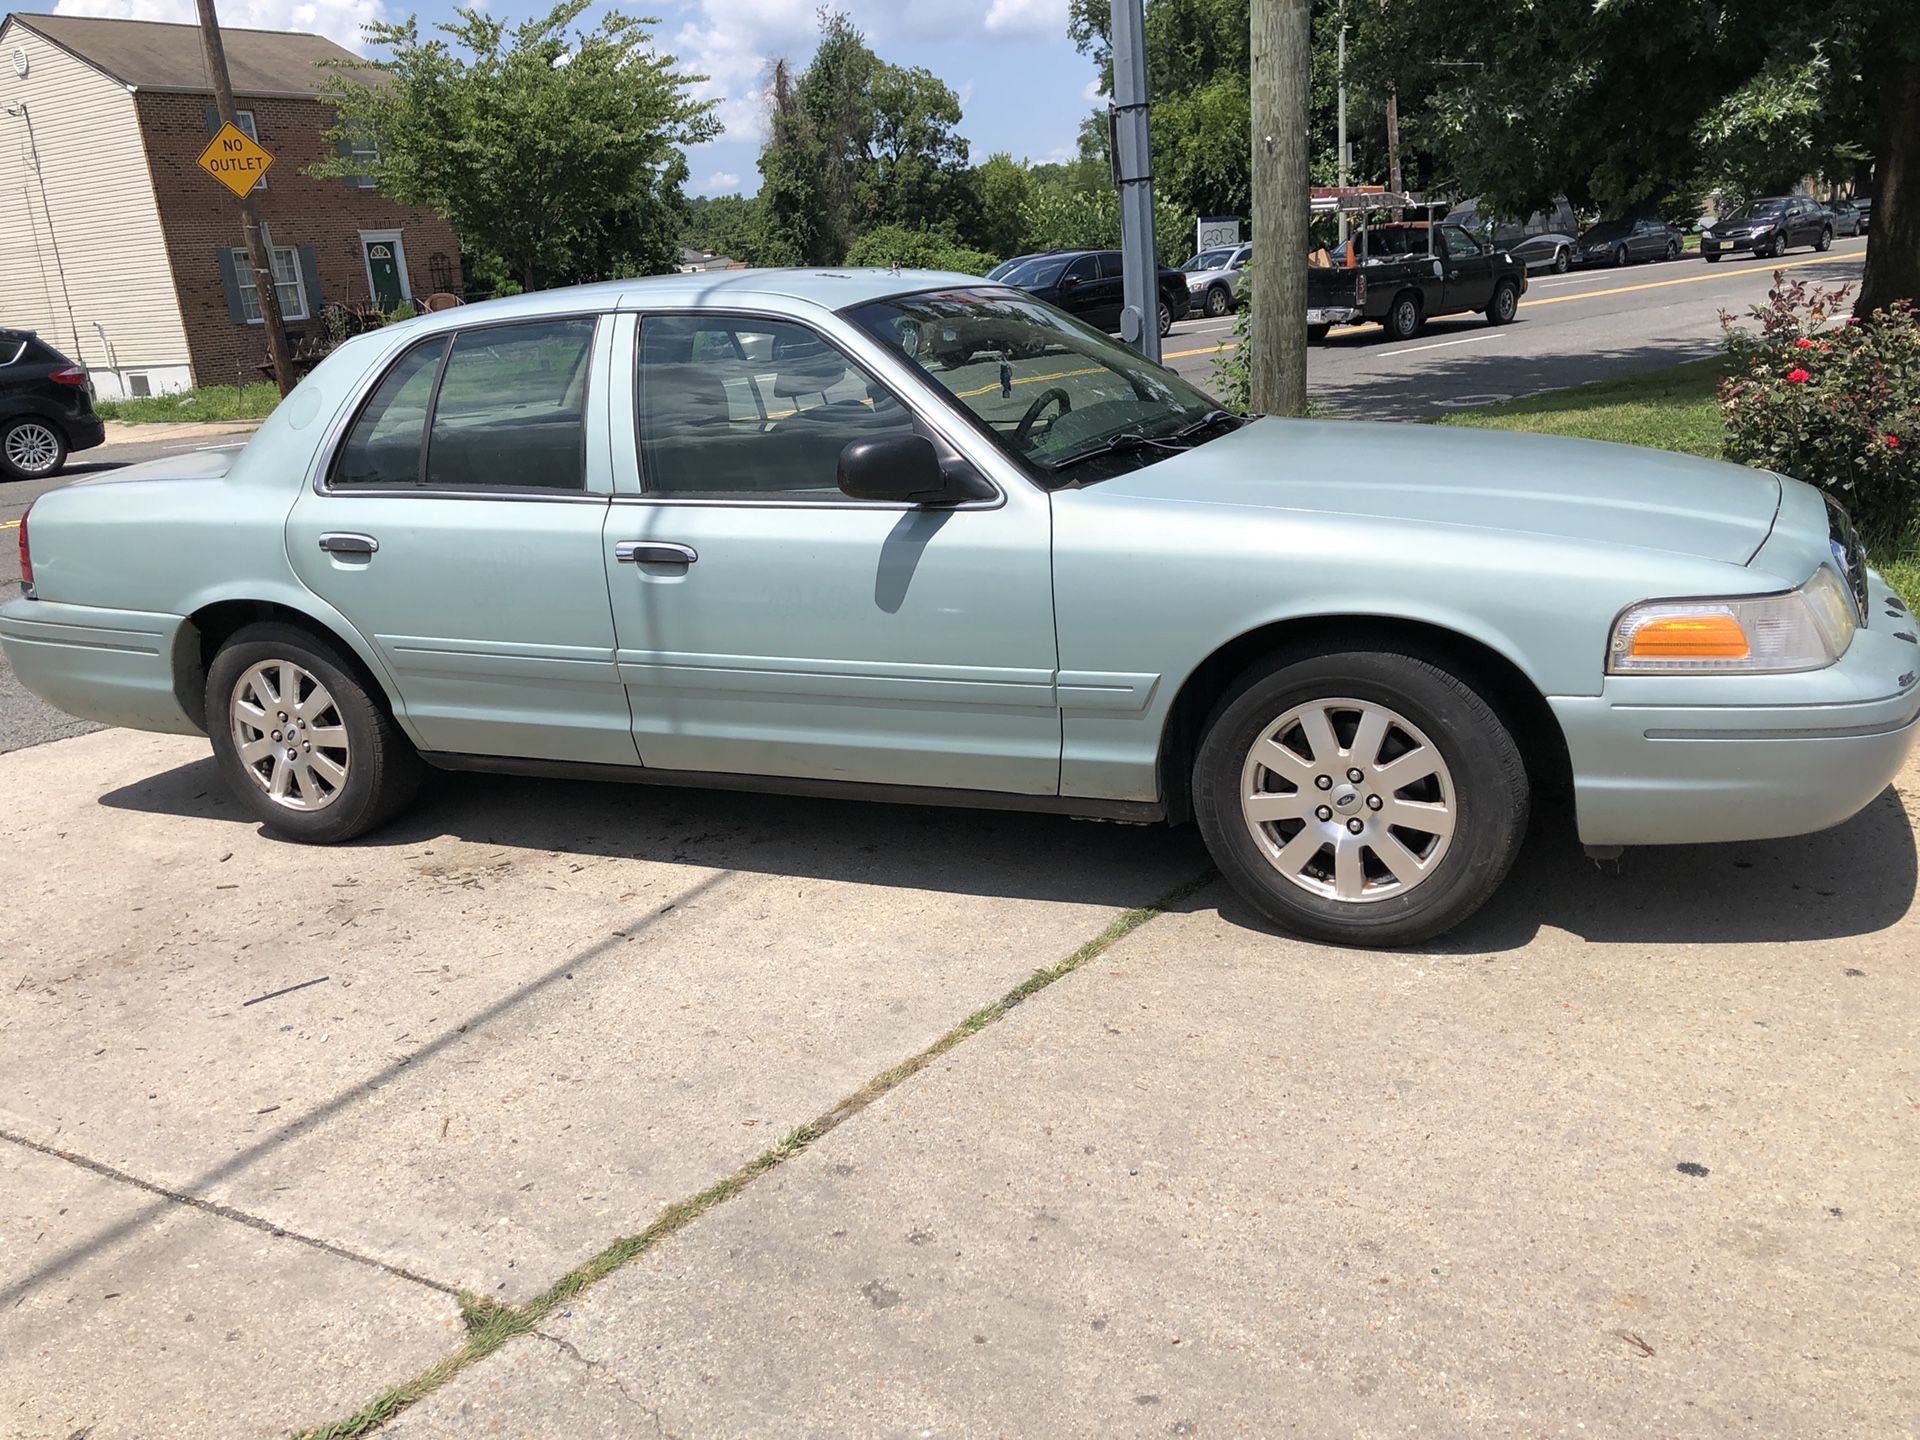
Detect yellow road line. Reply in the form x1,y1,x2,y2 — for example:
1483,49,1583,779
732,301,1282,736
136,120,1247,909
1161,249,1854,361
0,519,19,530
955,364,1105,400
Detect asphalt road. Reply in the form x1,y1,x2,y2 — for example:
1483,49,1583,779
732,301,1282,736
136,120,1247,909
0,236,1872,754
1160,236,1869,413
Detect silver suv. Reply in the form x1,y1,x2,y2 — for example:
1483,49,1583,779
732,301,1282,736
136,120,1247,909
1183,242,1252,318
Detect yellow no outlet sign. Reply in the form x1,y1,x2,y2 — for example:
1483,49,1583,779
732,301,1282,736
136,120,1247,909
196,121,274,198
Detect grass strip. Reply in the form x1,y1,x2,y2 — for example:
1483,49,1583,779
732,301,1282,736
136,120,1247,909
297,867,1215,1439
94,381,281,424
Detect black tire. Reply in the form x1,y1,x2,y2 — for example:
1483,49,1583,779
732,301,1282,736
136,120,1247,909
1551,246,1571,274
1384,292,1423,341
1192,650,1530,948
1,417,67,481
1613,244,1630,268
1485,279,1520,326
1204,284,1232,318
206,621,423,843
1704,252,1722,263
1307,322,1332,343
1665,239,1681,262
1816,227,1832,252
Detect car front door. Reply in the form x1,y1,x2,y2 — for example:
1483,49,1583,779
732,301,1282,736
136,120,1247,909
1055,254,1104,328
284,314,638,766
599,310,1060,795
1440,225,1496,311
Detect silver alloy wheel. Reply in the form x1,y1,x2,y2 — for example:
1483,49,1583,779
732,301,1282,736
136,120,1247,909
1238,696,1456,903
5,421,61,475
229,659,351,811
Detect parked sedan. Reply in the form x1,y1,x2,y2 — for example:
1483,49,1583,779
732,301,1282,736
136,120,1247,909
1831,201,1865,238
988,249,1189,338
0,328,106,481
4,272,1914,947
1573,217,1684,267
1702,197,1834,261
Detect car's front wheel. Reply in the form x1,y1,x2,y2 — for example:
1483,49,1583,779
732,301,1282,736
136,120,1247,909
1485,279,1521,325
1204,285,1232,318
1665,239,1681,261
1192,650,1530,947
2,418,66,481
207,621,423,843
1551,246,1570,274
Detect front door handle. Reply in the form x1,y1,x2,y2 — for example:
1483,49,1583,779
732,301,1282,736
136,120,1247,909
317,532,379,556
615,541,698,566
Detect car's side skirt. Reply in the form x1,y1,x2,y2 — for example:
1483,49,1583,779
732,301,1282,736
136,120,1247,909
419,751,1169,825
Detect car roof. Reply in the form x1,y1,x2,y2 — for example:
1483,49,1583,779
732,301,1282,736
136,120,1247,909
382,268,999,336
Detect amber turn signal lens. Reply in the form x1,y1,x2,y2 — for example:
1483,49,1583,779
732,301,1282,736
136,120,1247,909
1627,613,1752,660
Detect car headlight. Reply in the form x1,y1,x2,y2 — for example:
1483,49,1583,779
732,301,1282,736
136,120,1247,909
1753,223,1776,235
1608,568,1858,674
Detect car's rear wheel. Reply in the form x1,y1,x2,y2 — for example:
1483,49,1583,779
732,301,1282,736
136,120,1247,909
1204,285,1232,318
1158,299,1174,338
207,622,423,843
1192,650,1529,947
1551,246,1570,274
1485,279,1520,325
1307,322,1332,343
2,419,66,481
1384,292,1423,341
1665,239,1681,261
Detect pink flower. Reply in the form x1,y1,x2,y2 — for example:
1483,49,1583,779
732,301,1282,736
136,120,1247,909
1787,368,1812,384
1888,435,1902,450
1795,337,1814,349
1819,342,1832,351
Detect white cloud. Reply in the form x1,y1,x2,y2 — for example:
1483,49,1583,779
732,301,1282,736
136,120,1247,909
1082,77,1104,102
51,0,382,52
983,0,1065,38
702,169,740,191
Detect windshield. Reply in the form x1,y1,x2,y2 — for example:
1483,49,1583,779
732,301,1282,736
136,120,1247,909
847,287,1234,485
1729,201,1788,222
995,256,1070,289
1182,248,1234,273
1582,220,1631,240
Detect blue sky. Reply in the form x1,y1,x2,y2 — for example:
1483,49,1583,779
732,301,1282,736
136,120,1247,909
54,0,1106,196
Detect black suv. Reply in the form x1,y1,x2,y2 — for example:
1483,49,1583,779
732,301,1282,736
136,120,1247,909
1702,197,1834,262
987,250,1191,338
1,329,105,481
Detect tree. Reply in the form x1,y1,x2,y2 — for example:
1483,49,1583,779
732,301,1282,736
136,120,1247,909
681,193,764,261
968,153,1036,257
842,225,996,274
866,63,973,231
313,1,717,290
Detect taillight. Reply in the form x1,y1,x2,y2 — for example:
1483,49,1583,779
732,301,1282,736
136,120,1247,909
17,503,31,594
49,365,88,388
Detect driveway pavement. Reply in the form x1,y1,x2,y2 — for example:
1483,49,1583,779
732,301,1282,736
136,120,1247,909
3,728,1915,1438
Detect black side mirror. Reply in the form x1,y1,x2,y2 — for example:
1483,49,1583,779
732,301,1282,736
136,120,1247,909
838,434,989,506
1057,274,1079,291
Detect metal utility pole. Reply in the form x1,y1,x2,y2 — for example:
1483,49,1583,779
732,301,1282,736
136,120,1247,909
1109,0,1161,363
1336,2,1348,249
1250,0,1310,415
195,0,296,397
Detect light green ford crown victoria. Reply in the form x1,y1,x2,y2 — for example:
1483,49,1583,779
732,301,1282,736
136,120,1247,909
4,271,1916,945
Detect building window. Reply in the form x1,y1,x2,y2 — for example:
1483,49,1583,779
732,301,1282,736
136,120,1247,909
428,252,454,292
341,121,379,188
230,246,308,322
128,373,152,397
233,109,266,190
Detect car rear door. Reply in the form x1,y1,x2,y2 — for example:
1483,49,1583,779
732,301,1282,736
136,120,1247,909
284,313,638,766
1090,252,1129,331
599,309,1061,795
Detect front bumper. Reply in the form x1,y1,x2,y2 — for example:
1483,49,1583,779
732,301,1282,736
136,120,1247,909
0,596,200,734
1549,571,1919,846
1702,233,1770,255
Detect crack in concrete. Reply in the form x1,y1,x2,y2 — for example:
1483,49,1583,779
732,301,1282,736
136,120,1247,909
533,1328,666,1436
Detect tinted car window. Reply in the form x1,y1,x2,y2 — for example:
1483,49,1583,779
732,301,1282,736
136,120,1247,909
1182,248,1235,272
1063,255,1098,284
423,318,596,491
637,314,915,499
331,338,447,488
1001,256,1068,288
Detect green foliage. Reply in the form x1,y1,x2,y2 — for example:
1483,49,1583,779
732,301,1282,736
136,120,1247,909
311,1,717,290
968,153,1036,259
680,193,763,262
1020,186,1188,267
1720,278,1920,544
842,226,996,275
93,383,281,424
758,12,973,268
1212,263,1255,414
1693,51,1866,209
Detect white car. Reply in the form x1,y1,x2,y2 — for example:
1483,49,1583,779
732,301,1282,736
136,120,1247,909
1182,243,1252,318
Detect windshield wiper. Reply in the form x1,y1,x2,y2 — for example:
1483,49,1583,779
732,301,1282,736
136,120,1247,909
1048,410,1244,475
1166,408,1242,443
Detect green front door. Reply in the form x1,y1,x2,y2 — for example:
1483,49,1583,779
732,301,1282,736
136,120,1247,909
365,238,405,309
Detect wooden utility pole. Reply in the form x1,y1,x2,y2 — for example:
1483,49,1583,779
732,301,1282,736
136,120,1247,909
1250,0,1311,415
195,0,296,397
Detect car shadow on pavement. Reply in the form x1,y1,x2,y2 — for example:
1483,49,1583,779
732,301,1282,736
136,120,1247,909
101,758,1913,949
97,755,1211,910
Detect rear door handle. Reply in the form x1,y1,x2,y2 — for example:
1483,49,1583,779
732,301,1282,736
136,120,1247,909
317,532,379,556
615,541,698,566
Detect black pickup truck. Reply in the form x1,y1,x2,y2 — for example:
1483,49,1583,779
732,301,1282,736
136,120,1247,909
1305,221,1528,342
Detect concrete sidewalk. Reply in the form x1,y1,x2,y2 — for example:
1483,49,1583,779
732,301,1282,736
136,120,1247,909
386,760,1920,1438
0,729,1200,1437
98,419,262,446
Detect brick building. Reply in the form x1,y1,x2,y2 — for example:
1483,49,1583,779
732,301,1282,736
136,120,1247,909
1,12,460,396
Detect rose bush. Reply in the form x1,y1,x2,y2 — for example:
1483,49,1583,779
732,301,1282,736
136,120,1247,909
1720,276,1920,545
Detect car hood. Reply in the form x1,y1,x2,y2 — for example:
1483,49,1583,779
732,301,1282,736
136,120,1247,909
1082,417,1781,566
1709,218,1780,235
